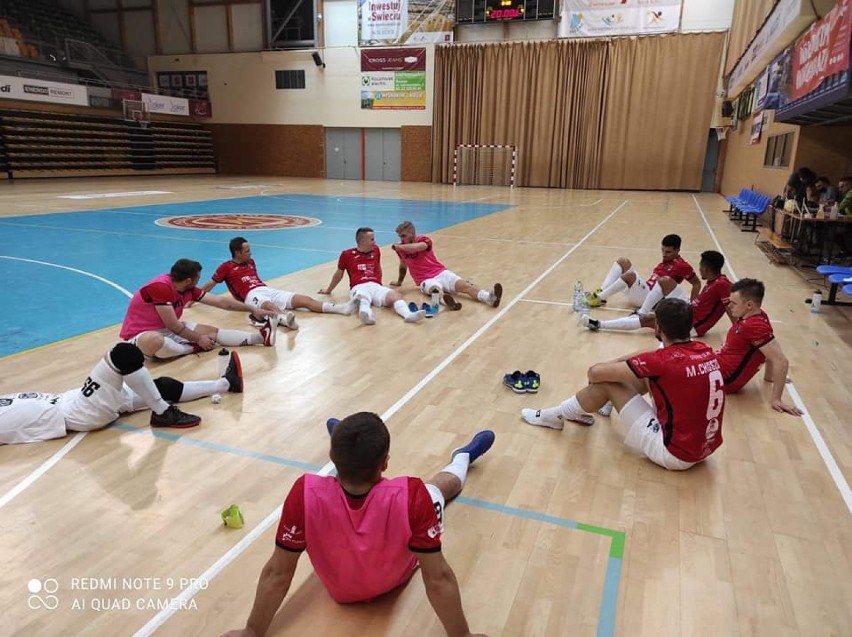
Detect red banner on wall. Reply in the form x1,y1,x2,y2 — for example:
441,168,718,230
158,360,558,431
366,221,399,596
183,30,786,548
360,48,426,72
791,0,851,101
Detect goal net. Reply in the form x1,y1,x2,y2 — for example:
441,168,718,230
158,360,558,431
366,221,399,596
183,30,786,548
454,144,517,188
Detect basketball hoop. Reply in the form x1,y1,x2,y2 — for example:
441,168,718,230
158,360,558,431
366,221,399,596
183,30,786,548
123,98,150,128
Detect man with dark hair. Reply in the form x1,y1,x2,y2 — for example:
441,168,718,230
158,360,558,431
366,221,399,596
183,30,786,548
815,176,838,204
120,258,277,360
837,177,852,216
221,412,494,637
522,299,725,470
716,278,802,416
202,237,355,332
0,343,244,442
319,227,426,325
390,220,503,310
585,234,701,313
581,250,732,336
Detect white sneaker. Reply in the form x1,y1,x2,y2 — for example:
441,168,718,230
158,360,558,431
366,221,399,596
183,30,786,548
404,310,426,323
359,309,376,325
598,401,613,417
578,314,600,331
521,408,564,430
279,311,299,330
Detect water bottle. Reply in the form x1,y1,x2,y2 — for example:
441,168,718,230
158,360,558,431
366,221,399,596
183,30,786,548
431,290,440,313
810,290,822,314
572,281,584,313
217,348,230,376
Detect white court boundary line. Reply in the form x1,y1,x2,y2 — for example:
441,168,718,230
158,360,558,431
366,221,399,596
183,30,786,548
0,258,133,510
133,200,630,637
691,193,852,515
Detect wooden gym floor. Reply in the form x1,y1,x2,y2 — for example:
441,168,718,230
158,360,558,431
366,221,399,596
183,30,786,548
0,176,849,637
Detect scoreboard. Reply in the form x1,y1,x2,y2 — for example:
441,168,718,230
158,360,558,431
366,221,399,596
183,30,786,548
456,0,556,24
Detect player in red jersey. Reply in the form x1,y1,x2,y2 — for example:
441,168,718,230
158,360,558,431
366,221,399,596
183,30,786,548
586,234,701,314
201,237,356,332
580,250,732,336
522,299,724,470
220,412,493,637
716,278,803,416
120,259,277,360
319,227,425,325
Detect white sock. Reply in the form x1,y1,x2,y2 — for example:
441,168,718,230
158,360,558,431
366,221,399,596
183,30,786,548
154,339,195,359
178,379,228,402
559,396,586,420
637,284,665,315
359,298,371,313
441,454,469,485
123,368,170,414
322,301,352,315
599,315,642,331
598,278,628,301
476,289,490,303
393,299,412,318
601,262,623,289
217,329,263,346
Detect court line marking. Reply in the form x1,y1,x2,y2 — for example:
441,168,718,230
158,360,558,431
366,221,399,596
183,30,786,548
0,255,133,298
692,193,852,515
0,434,86,510
134,199,630,637
438,233,575,246
519,298,635,313
579,198,604,206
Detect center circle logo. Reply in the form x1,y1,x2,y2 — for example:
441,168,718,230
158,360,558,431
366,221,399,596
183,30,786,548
155,214,321,230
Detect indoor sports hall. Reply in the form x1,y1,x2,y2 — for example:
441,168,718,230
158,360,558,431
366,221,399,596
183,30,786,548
1,1,851,637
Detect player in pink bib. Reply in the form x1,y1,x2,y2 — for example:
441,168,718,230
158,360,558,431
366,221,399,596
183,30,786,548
222,412,495,637
390,220,503,310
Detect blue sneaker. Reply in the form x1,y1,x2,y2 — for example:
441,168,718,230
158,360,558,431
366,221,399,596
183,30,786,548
408,302,419,313
503,370,526,394
326,417,340,437
452,430,496,464
523,370,541,393
421,302,436,317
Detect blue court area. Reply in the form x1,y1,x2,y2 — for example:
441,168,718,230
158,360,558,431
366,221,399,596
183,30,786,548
0,194,510,357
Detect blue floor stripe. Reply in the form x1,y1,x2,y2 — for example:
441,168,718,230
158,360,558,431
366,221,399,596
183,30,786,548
598,557,623,637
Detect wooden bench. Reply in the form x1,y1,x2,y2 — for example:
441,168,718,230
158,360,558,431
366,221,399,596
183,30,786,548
755,227,795,265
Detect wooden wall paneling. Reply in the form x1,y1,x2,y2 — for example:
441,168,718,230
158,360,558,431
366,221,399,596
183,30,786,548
401,126,432,182
206,123,325,177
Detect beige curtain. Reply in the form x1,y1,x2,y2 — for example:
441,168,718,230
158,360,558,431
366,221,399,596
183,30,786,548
599,32,726,190
432,39,609,188
725,0,778,74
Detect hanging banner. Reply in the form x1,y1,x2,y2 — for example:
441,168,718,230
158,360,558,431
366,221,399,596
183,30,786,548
559,0,682,38
358,0,454,46
360,48,426,110
0,74,88,106
791,0,851,101
750,110,764,145
141,93,189,116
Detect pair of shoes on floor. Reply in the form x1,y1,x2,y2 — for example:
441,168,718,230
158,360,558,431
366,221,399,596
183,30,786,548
251,311,298,331
409,301,437,318
327,418,495,464
503,370,540,394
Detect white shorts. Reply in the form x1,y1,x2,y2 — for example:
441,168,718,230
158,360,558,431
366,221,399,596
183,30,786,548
424,483,447,533
126,322,198,352
419,270,462,296
620,395,695,471
350,282,392,307
0,393,67,444
246,286,294,311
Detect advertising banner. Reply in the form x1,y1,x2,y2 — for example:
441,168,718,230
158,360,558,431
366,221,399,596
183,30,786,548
141,93,189,116
358,0,454,46
791,0,851,101
559,0,682,38
0,74,88,106
360,47,426,110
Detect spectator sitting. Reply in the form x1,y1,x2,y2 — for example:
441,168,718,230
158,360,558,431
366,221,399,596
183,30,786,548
785,167,817,203
815,176,838,205
837,177,852,216
803,185,821,214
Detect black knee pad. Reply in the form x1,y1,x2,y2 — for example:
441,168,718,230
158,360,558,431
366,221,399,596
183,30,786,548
153,376,184,402
109,343,145,375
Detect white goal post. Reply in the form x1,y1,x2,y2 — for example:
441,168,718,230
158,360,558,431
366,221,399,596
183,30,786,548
453,144,517,188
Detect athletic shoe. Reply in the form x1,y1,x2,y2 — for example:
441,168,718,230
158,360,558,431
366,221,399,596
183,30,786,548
248,313,266,328
280,311,299,330
585,291,605,307
404,310,426,323
261,316,277,346
523,370,541,393
150,405,201,429
408,302,420,313
223,351,243,393
490,283,504,307
503,370,526,394
420,302,436,318
521,407,595,429
578,314,601,331
442,293,462,311
326,417,340,437
598,401,613,417
359,309,376,325
451,430,496,464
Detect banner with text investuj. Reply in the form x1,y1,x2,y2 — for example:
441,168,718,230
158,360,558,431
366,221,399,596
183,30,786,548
559,0,682,38
358,0,454,46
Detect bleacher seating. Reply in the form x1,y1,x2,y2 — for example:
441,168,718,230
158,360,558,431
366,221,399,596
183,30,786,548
0,109,216,178
724,188,771,232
